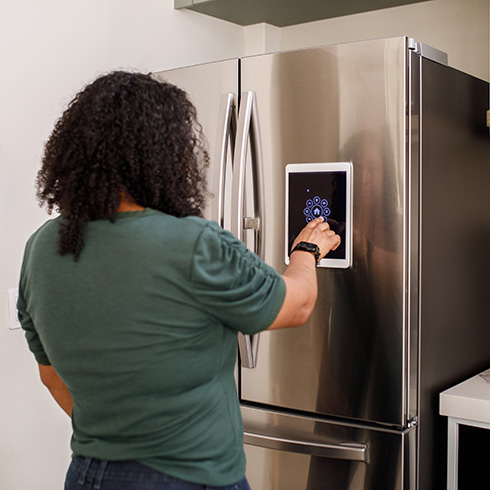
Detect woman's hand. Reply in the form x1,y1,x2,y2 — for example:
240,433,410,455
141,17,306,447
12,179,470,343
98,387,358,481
268,218,341,330
291,217,341,261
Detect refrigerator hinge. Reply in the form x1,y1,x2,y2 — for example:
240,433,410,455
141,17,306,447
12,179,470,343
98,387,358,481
407,38,448,66
407,416,418,429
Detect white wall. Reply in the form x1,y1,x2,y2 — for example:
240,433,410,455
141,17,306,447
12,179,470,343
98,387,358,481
1,0,488,489
281,0,489,81
244,0,489,82
0,2,243,489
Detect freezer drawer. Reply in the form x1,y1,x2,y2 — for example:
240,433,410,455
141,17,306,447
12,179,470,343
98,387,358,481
242,406,415,490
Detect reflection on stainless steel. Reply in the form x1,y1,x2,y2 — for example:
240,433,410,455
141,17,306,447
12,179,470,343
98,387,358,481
240,37,406,427
242,406,408,490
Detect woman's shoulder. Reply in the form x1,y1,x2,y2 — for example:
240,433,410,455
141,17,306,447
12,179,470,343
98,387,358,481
141,211,234,250
25,216,62,246
183,216,243,247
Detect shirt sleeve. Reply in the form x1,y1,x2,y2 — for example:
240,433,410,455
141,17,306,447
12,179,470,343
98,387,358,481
189,222,286,335
17,248,51,366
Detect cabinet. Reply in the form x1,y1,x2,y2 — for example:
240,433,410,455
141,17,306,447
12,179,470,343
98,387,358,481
440,369,490,490
175,0,429,27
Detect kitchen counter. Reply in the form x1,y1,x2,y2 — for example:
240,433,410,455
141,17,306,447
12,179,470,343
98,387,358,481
440,368,490,490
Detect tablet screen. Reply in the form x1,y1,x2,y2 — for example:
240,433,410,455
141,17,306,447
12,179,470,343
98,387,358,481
286,163,352,268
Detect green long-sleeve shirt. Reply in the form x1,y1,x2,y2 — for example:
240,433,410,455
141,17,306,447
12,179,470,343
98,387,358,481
18,208,285,486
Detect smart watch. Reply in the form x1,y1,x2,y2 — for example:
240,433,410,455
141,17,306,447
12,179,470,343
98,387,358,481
290,241,321,265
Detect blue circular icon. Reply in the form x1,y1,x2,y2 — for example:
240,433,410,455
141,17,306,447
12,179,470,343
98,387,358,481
303,196,330,223
312,205,322,218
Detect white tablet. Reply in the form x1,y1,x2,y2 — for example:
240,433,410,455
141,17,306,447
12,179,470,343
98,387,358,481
285,162,353,268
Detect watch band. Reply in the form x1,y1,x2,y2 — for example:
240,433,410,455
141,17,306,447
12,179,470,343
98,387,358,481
290,241,321,264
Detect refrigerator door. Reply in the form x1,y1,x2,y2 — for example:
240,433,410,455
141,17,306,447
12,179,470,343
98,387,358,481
239,37,410,427
416,55,490,490
152,60,238,225
242,406,414,490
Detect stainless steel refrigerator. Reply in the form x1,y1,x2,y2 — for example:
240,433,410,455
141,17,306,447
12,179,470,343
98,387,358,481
153,36,490,490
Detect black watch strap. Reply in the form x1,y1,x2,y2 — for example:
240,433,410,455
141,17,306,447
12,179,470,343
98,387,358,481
290,241,321,264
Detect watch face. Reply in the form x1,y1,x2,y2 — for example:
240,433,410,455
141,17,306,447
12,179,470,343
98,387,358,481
293,242,320,262
298,242,317,253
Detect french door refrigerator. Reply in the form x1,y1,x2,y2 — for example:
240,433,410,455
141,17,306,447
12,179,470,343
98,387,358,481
153,36,490,490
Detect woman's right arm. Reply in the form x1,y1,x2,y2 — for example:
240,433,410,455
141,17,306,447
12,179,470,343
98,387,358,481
38,364,73,417
268,217,341,330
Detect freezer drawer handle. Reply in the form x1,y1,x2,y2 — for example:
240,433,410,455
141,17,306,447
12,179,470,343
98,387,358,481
233,91,265,369
244,431,369,463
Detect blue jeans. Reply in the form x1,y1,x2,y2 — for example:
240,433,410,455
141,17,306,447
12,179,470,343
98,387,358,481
64,457,252,490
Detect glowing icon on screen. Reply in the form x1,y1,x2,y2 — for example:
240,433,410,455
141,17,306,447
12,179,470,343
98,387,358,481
304,196,330,223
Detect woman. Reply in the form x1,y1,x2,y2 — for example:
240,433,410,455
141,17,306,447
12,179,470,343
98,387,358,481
17,71,340,490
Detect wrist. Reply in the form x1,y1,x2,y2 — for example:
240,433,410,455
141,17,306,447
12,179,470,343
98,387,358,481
290,241,321,265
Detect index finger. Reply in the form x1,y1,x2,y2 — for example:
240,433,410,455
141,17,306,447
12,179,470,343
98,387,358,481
307,217,328,228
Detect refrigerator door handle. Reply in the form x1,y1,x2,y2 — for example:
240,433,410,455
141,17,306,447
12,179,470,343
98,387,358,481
244,431,369,463
237,333,260,370
231,91,265,244
232,91,266,369
211,93,236,228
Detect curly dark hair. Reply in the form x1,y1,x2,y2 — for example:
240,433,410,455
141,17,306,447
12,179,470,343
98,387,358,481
36,71,209,260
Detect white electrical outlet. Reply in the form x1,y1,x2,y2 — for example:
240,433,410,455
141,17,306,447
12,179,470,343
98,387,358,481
8,288,21,330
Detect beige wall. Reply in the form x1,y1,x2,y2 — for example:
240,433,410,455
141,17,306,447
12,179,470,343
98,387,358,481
1,0,488,489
